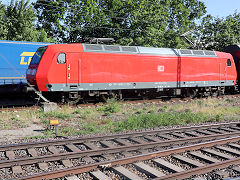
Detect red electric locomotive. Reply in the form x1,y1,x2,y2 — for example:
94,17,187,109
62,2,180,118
26,43,237,102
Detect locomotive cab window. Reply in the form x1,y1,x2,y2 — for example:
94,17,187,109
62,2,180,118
57,53,66,64
227,59,231,66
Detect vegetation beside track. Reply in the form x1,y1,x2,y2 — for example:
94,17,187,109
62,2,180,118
1,96,240,138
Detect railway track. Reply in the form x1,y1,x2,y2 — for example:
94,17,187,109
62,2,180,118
0,122,240,179
24,136,240,180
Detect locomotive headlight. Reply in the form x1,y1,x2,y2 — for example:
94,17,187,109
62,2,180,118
32,69,36,75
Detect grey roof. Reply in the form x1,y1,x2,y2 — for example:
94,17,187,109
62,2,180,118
82,44,217,57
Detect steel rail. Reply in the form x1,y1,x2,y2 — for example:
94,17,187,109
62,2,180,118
155,157,240,180
0,121,239,151
1,131,239,169
20,136,240,180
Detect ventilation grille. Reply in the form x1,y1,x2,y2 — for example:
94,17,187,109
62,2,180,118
83,44,217,57
180,49,192,55
179,49,217,57
104,45,120,51
193,50,204,55
122,46,137,52
204,51,216,56
84,44,103,51
83,44,139,54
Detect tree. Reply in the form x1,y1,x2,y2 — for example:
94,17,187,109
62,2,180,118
200,12,240,51
0,3,7,39
4,0,51,42
34,0,207,47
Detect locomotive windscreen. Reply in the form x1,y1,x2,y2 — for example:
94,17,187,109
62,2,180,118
30,46,48,64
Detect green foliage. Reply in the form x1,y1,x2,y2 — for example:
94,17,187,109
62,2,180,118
114,110,214,131
34,0,206,47
200,12,240,51
0,0,53,42
0,3,7,39
0,0,239,48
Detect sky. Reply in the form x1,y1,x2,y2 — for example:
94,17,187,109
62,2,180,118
1,0,240,18
201,0,239,17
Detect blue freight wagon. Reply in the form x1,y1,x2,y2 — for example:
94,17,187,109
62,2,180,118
0,40,51,85
0,40,51,95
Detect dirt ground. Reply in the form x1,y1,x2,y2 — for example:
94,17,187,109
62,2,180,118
0,124,44,142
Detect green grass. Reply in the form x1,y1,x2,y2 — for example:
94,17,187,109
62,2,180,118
114,110,222,132
1,96,240,139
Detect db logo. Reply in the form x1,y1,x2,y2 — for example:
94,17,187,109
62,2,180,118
158,65,164,72
20,52,35,65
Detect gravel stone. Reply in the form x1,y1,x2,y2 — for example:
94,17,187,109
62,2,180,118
113,152,125,159
0,168,12,179
92,141,104,148
14,149,29,159
75,144,88,151
21,164,42,176
35,147,52,156
71,158,87,166
91,155,105,162
103,170,122,180
77,172,93,180
0,151,7,160
47,161,64,171
56,145,68,153
123,138,137,144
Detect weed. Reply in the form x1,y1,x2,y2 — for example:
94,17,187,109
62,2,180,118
73,109,82,114
41,118,49,124
215,114,224,122
142,107,148,111
97,97,121,115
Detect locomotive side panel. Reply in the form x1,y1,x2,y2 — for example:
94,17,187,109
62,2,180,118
180,52,236,88
81,52,179,89
181,56,220,83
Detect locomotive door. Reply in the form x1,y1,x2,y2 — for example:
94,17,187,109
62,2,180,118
66,53,79,86
219,59,228,84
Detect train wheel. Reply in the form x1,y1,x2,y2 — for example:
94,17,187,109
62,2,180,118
65,92,82,105
188,88,198,98
65,97,81,105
